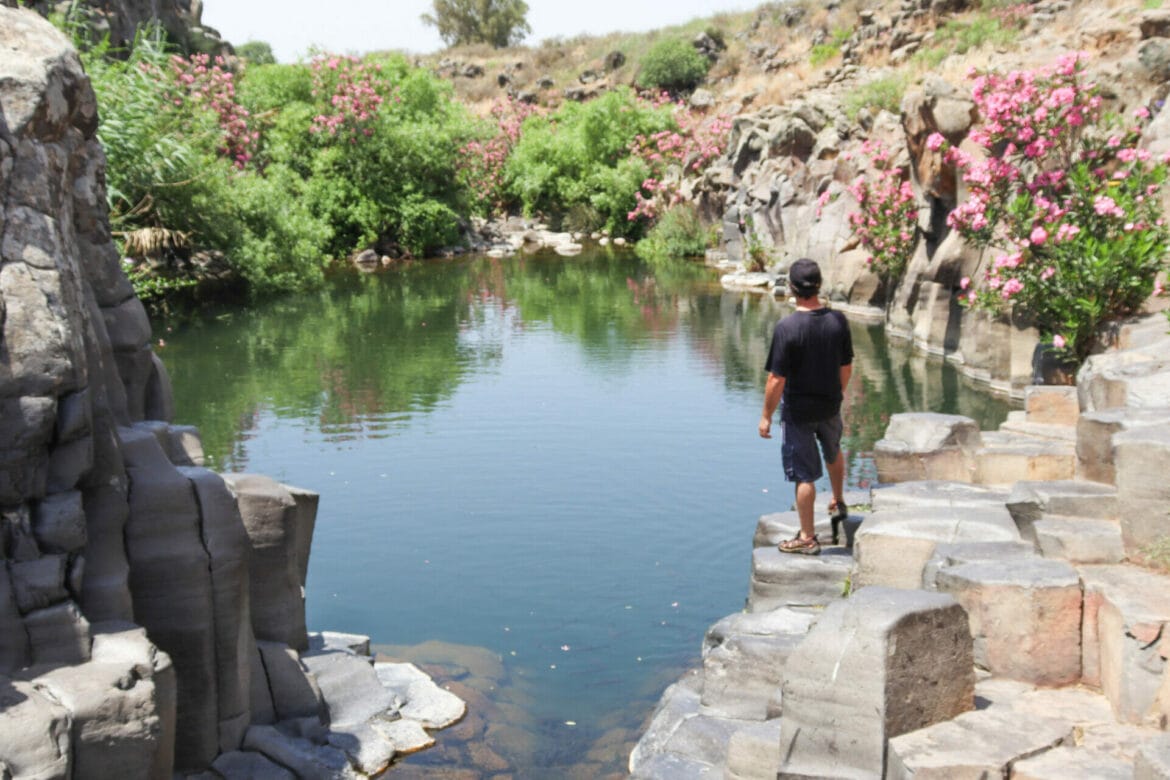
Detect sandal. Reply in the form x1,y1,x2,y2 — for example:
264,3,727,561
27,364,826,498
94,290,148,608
828,500,849,545
779,532,821,555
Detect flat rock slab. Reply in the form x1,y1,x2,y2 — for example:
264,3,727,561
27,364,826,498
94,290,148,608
703,607,816,652
726,719,782,780
1137,733,1170,779
922,541,1038,590
301,649,394,728
373,662,465,729
1007,479,1119,525
870,480,1010,511
747,547,852,611
996,745,1131,779
854,505,1020,590
308,631,371,657
369,717,434,755
937,558,1082,686
975,431,1077,484
1034,516,1124,564
752,510,860,549
325,721,397,776
887,705,1074,779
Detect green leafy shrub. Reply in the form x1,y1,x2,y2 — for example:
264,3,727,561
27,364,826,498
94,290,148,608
235,41,276,64
635,203,708,260
843,75,908,121
637,38,710,93
505,88,675,237
83,35,476,294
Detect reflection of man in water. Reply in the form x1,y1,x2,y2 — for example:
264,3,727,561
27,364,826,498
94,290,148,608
757,258,853,555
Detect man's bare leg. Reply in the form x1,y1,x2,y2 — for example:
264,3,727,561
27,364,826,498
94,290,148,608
795,481,816,539
827,453,845,508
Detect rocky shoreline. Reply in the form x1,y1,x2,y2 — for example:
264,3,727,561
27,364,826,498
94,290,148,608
628,312,1170,778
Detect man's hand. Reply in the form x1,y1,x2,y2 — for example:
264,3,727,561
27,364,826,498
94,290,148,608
760,373,784,439
758,415,772,438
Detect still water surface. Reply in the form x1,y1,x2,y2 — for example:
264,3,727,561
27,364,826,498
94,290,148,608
162,251,1013,776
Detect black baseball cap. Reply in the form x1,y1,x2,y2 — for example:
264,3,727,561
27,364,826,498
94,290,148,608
788,258,821,296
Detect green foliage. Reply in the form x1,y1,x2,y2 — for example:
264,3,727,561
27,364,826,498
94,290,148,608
81,34,476,296
635,203,709,260
235,41,276,64
933,13,1019,54
843,75,908,121
504,88,676,237
421,0,532,48
637,38,710,93
125,265,198,302
1140,536,1170,573
809,27,851,68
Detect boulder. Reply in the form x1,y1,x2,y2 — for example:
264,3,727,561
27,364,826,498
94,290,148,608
32,490,86,553
89,621,176,779
223,474,317,651
1080,565,1170,725
32,654,168,780
1112,423,1170,554
874,412,982,483
853,504,1020,589
1077,407,1170,485
777,587,974,777
0,676,73,779
936,558,1082,685
24,600,91,666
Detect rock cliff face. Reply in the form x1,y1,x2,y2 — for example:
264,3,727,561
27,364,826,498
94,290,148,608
698,2,1170,397
0,9,460,777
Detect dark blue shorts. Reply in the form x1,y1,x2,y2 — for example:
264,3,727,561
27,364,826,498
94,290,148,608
780,411,843,483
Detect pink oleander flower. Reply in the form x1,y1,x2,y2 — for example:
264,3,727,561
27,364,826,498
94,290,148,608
1040,266,1056,281
1052,334,1066,349
960,276,971,290
926,132,946,152
1030,226,1048,245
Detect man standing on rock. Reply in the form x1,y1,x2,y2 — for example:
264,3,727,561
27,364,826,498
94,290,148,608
758,258,853,555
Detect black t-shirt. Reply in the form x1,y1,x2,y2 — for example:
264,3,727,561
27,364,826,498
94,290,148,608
764,308,853,422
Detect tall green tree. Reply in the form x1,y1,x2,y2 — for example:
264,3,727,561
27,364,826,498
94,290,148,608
421,0,531,48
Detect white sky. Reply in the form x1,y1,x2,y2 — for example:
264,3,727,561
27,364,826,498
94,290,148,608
200,0,761,63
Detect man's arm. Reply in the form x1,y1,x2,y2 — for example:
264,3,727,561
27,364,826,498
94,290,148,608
759,372,785,438
840,363,853,392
